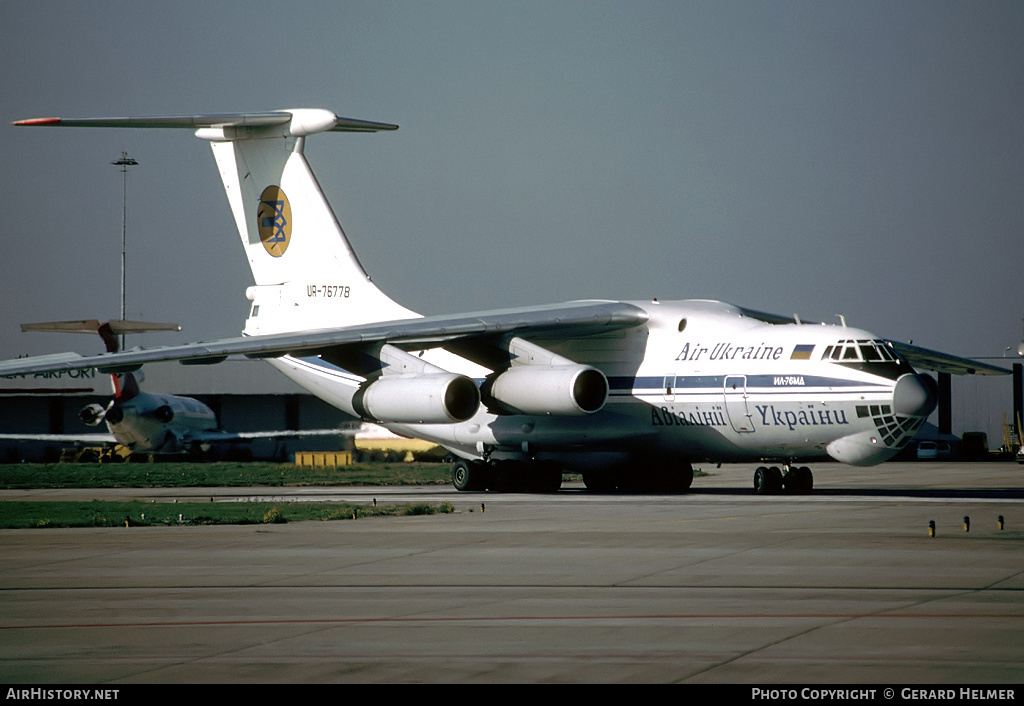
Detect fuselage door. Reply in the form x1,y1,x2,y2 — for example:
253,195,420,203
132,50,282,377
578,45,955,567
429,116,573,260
724,375,754,433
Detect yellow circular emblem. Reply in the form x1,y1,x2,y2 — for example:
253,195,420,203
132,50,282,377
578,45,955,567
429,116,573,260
256,185,292,257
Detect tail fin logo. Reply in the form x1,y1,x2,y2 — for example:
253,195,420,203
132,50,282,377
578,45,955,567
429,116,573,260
256,186,292,257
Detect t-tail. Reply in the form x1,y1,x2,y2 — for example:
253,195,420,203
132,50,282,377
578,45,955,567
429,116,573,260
15,110,418,336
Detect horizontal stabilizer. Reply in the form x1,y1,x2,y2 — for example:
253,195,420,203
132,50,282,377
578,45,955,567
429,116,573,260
14,111,398,137
22,320,181,335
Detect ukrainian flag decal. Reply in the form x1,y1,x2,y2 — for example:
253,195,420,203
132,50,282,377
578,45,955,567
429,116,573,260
256,185,292,257
790,344,815,360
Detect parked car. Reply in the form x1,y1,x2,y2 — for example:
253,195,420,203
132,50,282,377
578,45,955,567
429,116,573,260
917,440,952,460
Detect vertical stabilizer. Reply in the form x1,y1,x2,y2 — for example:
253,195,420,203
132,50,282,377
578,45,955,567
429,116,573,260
199,112,418,335
15,110,418,336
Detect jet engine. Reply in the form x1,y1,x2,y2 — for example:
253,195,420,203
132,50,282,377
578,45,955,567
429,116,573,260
352,373,480,424
103,404,124,425
485,364,608,415
80,403,108,426
325,342,482,424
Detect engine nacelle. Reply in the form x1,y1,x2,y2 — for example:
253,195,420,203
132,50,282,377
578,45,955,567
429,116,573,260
486,365,608,415
104,404,124,425
80,403,107,426
353,373,480,424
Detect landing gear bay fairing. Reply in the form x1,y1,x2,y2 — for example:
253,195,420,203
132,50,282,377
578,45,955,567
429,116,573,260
3,110,1008,491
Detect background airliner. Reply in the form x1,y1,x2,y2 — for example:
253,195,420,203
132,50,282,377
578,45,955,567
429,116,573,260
1,110,1008,491
0,318,346,458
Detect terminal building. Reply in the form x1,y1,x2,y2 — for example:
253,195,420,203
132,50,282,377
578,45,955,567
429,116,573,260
0,359,356,462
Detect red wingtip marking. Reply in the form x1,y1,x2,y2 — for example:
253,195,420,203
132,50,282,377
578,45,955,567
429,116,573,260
13,117,62,126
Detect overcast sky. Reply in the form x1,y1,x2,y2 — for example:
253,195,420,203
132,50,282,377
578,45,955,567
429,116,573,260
2,2,1022,433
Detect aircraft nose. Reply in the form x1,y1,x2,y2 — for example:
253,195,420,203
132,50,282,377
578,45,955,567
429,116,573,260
893,373,937,418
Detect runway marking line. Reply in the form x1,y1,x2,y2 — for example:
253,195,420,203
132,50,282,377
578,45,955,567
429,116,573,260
2,610,1022,632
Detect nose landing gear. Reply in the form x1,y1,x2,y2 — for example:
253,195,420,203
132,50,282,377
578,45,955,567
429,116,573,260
753,464,813,495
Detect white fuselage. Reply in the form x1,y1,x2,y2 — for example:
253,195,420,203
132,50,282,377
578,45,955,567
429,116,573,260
104,391,219,453
264,298,933,470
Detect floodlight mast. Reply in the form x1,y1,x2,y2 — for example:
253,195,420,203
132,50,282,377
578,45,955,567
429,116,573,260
111,152,138,350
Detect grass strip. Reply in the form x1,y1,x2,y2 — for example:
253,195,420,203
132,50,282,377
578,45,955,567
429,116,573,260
0,499,456,529
0,462,452,489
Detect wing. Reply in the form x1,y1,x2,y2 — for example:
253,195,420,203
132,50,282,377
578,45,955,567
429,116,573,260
182,429,357,443
889,341,1011,376
0,301,649,376
0,433,117,444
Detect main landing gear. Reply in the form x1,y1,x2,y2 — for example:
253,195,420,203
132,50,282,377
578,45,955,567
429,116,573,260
452,459,563,493
583,462,694,494
451,458,696,494
753,464,813,495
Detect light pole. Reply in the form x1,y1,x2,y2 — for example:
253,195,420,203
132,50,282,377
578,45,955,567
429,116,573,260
111,152,138,350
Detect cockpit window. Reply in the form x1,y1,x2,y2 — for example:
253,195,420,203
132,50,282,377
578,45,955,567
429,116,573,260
822,339,897,363
821,339,907,379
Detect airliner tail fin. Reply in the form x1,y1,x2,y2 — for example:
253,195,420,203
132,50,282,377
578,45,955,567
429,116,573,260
15,111,417,335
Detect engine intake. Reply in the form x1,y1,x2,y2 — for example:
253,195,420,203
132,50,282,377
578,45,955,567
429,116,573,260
79,403,107,426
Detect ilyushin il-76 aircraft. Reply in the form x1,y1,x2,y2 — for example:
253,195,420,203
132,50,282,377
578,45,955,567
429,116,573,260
3,110,1008,492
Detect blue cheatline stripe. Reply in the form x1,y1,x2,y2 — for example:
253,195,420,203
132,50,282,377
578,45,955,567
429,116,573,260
608,375,887,391
282,360,888,396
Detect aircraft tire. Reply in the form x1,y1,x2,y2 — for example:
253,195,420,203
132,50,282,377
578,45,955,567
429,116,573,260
753,466,768,493
526,462,563,493
645,462,694,493
583,471,619,493
674,462,695,492
487,461,529,492
784,466,813,494
452,459,487,491
754,466,783,495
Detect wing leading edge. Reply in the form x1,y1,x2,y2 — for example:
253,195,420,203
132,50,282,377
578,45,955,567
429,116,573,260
889,341,1011,376
0,301,649,376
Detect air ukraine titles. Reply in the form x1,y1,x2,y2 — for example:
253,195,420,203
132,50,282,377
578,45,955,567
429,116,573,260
676,341,783,362
652,404,849,430
757,405,849,431
653,406,727,427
